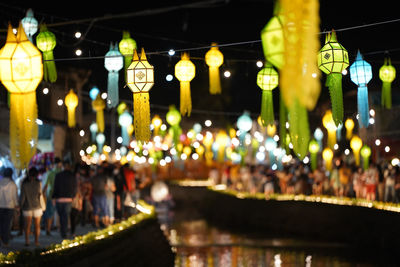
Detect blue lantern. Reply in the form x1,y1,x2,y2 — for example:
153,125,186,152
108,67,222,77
89,122,98,142
336,123,343,142
104,42,123,108
96,133,105,153
193,123,202,134
265,137,277,165
349,50,372,128
21,9,38,42
118,110,133,146
237,111,253,144
314,127,323,151
89,86,100,100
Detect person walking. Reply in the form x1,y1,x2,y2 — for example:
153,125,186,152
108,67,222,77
20,167,43,246
52,160,78,238
0,167,18,247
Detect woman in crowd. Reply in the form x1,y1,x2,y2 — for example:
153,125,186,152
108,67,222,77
0,167,18,247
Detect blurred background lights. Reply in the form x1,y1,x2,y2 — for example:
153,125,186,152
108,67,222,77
75,49,82,56
75,31,81,39
204,120,212,127
57,99,63,106
168,49,175,56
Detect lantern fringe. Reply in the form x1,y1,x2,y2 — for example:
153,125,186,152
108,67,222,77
67,108,76,128
381,81,392,109
357,85,370,128
326,73,344,126
107,71,119,108
354,152,360,167
96,110,105,133
10,92,38,170
327,131,336,151
180,82,192,116
209,67,221,94
43,51,57,83
288,99,310,160
279,94,289,154
261,90,274,127
363,156,369,170
310,153,317,171
134,93,151,142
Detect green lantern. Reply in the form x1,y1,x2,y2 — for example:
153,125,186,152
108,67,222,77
379,58,396,109
360,145,371,170
257,63,279,126
308,139,320,171
318,30,349,126
166,105,182,147
118,31,137,82
36,24,57,83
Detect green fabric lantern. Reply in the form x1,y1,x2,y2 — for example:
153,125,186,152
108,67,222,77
360,145,371,170
118,31,137,82
288,99,309,160
318,30,349,126
308,139,320,171
257,63,279,127
36,24,57,83
379,58,396,109
279,93,289,154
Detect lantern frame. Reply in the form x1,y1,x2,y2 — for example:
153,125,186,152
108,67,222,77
127,48,154,93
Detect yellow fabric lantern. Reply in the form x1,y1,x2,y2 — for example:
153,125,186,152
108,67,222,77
322,110,337,150
152,115,162,136
344,118,354,140
215,130,228,163
0,23,43,169
350,135,363,166
92,94,105,133
205,43,223,94
175,52,195,116
127,48,154,142
322,148,333,171
64,89,78,128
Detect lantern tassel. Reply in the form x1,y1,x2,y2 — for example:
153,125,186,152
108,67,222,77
107,71,119,108
43,51,57,83
134,93,151,143
261,90,274,126
121,126,130,146
96,110,105,133
279,93,289,154
310,152,317,171
180,81,192,116
209,66,221,94
67,108,76,128
288,99,310,160
363,156,369,170
357,85,370,128
354,152,360,167
326,73,344,126
381,81,392,109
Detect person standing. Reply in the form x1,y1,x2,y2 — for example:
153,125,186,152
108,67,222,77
91,165,109,228
0,167,18,247
52,160,77,238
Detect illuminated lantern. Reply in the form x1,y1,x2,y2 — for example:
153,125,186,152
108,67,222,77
205,43,223,94
379,57,396,109
322,148,333,172
215,130,228,163
336,123,343,142
195,144,205,160
175,52,195,116
344,118,354,140
127,48,154,142
92,94,105,133
0,23,43,169
237,112,253,144
151,115,162,136
349,50,372,128
36,24,57,83
166,105,182,147
314,127,323,151
64,89,78,128
193,123,202,134
21,9,38,42
308,139,320,171
104,42,123,108
350,135,363,166
203,132,214,166
89,86,100,100
117,102,127,115
96,133,105,153
119,110,133,146
183,146,192,157
265,137,277,165
89,122,98,142
257,63,279,126
322,110,337,150
119,31,137,82
360,145,371,170
318,30,349,126
267,124,276,137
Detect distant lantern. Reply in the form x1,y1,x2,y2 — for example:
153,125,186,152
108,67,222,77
350,135,363,166
151,115,162,136
89,86,100,100
89,122,98,142
118,110,133,146
379,57,396,109
0,23,43,169
344,118,354,140
126,48,154,142
257,63,279,126
322,110,337,150
175,52,195,116
265,137,277,165
21,9,38,42
92,94,105,133
215,130,229,163
166,105,182,147
360,145,371,170
205,43,223,94
36,24,57,83
104,42,123,108
237,111,253,145
119,31,137,82
314,127,324,151
349,50,372,128
322,148,333,172
64,89,78,128
308,139,320,171
96,133,106,153
318,30,349,126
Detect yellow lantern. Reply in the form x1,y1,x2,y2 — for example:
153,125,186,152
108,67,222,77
322,148,333,171
175,52,195,116
350,135,363,166
152,115,162,136
205,43,223,94
360,145,371,170
203,132,214,166
195,145,205,160
322,110,337,150
127,48,154,142
344,118,354,140
0,23,43,169
92,94,105,133
215,130,229,163
183,146,192,157
64,89,78,128
266,124,277,137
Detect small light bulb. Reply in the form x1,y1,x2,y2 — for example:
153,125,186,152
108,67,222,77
101,92,107,99
117,136,123,144
385,146,390,153
57,99,63,106
168,49,175,56
256,61,263,68
42,88,49,95
75,31,82,39
342,69,348,75
75,49,82,56
344,149,350,155
79,130,85,137
204,120,212,127
223,70,231,78
166,74,173,81
375,139,381,146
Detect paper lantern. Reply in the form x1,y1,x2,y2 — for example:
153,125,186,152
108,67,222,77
193,123,202,134
318,30,349,126
308,139,320,171
36,24,57,83
127,48,154,142
279,94,289,153
322,148,333,172
237,112,253,144
119,31,137,82
360,145,371,170
265,137,277,165
322,110,337,150
89,122,98,142
89,86,100,100
21,9,38,42
166,106,182,147
104,42,123,108
119,110,133,146
266,124,277,137
175,52,195,116
64,89,78,128
314,127,323,151
349,50,372,128
151,115,162,136
215,130,228,163
379,58,396,109
344,118,354,140
92,94,105,133
205,43,223,94
257,63,279,126
0,23,43,169
350,135,363,166
96,133,105,153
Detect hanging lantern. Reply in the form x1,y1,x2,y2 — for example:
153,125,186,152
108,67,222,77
92,94,105,133
215,130,228,163
205,43,223,94
350,135,363,166
119,31,137,82
344,118,354,140
279,94,289,153
96,133,106,153
266,124,277,137
308,139,320,171
104,42,123,108
175,52,195,116
0,23,43,169
349,50,372,128
89,122,98,142
127,48,154,143
117,102,127,115
379,58,396,109
36,24,57,83
314,127,324,151
322,110,337,150
322,148,333,172
336,123,343,142
152,115,162,136
237,111,253,145
166,105,182,147
21,9,38,42
119,110,133,146
203,132,214,166
257,63,279,126
318,30,349,126
265,137,277,166
64,89,78,128
89,86,100,100
360,145,371,170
